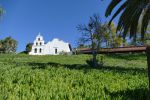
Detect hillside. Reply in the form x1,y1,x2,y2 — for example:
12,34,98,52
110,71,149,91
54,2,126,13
0,54,149,99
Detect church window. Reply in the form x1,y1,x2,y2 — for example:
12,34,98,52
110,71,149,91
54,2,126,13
55,48,57,54
40,42,42,45
39,48,42,53
36,42,38,45
38,38,40,41
34,48,37,53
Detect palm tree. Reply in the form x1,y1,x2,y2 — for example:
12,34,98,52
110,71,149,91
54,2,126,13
105,0,150,90
105,0,150,41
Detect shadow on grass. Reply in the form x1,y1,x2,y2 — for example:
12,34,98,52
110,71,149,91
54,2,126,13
27,62,147,75
104,87,149,100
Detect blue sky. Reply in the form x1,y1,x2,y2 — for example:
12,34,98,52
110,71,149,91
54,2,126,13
0,0,117,52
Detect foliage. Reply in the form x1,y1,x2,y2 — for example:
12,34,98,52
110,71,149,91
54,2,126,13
105,0,150,41
105,0,150,92
77,14,107,67
135,25,150,45
19,51,28,54
103,22,123,48
0,37,18,53
0,54,148,99
25,43,33,54
77,43,90,49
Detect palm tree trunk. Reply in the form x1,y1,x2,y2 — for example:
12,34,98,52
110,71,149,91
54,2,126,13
146,46,150,91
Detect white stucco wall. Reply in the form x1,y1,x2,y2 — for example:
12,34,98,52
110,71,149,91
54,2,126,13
29,34,71,55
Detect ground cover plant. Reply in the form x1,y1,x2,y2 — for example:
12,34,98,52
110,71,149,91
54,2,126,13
0,53,149,99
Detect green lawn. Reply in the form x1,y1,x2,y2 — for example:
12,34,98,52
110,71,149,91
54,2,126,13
0,54,149,99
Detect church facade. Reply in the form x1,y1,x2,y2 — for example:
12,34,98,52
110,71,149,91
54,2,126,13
29,34,72,55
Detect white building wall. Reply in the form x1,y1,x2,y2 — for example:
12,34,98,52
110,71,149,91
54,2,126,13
29,34,71,55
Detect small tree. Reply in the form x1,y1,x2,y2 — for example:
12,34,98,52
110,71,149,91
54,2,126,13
26,43,33,54
2,37,18,53
77,14,106,67
103,23,123,48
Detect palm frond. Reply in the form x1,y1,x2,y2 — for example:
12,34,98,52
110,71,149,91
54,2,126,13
109,1,128,25
141,5,150,39
105,0,122,17
105,0,150,41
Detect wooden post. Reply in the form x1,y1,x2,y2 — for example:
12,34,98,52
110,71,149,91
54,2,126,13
146,46,150,91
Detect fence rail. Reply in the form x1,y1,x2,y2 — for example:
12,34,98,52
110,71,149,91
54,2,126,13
77,46,147,54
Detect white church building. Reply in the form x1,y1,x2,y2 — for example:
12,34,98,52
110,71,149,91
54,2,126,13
29,33,72,55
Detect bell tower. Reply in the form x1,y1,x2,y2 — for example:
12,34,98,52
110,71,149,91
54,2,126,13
34,32,45,46
32,33,45,54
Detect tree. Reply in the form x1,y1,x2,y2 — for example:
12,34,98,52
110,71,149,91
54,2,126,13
77,14,106,67
105,0,150,90
77,38,91,49
26,43,33,54
105,0,150,41
2,37,18,53
136,25,150,45
103,22,123,48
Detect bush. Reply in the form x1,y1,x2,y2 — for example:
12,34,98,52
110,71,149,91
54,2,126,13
19,51,28,54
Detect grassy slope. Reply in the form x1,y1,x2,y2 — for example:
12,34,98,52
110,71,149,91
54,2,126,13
0,54,149,99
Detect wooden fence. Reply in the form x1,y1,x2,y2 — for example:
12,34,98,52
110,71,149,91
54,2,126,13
77,46,147,54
